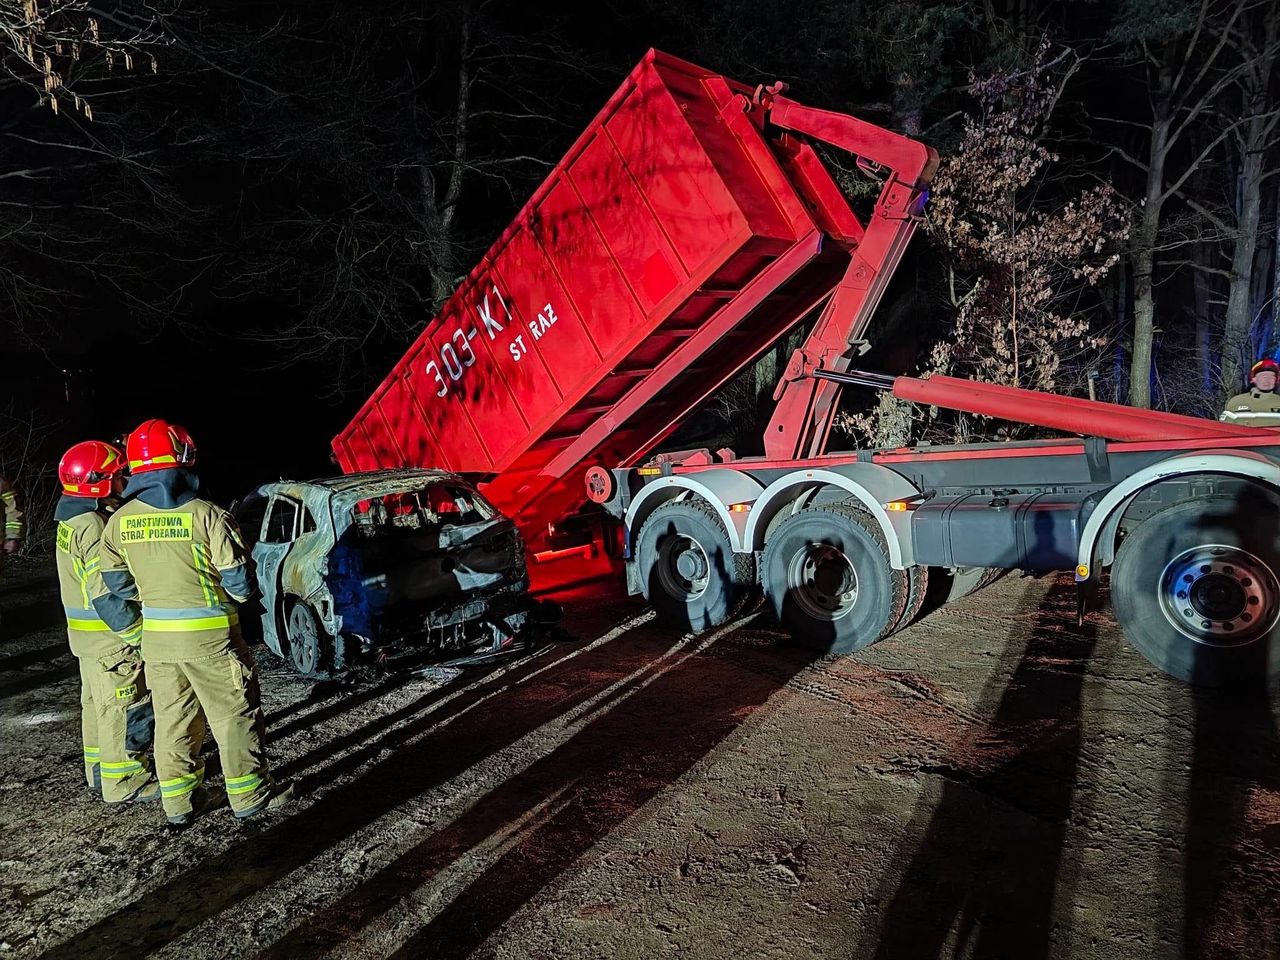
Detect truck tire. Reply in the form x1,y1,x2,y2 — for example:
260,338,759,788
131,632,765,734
762,502,908,655
896,565,930,631
284,599,343,680
1112,495,1280,689
635,500,752,632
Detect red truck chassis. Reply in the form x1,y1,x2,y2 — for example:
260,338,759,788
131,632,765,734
336,51,1280,689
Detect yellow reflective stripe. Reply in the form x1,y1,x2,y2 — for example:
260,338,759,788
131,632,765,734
84,557,102,572
128,455,176,470
83,747,100,757
119,621,143,643
192,543,217,606
67,617,113,632
225,773,264,795
145,614,239,632
101,761,144,778
71,556,92,608
160,773,201,796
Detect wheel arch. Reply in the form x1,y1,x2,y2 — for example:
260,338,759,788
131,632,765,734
624,469,765,554
743,464,921,569
1077,450,1280,579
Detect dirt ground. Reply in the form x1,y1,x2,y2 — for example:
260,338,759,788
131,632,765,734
2,562,1279,960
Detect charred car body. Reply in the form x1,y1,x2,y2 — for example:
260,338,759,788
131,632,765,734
234,469,531,678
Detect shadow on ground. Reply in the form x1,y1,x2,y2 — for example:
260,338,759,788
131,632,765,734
37,612,812,959
866,579,1098,959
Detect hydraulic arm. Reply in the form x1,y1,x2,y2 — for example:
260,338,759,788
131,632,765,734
762,98,939,460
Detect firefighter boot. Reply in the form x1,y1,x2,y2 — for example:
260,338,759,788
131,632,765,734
233,781,295,821
119,779,162,804
165,786,212,830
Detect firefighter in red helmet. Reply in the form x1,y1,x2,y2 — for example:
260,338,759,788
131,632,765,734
97,420,291,827
1220,358,1280,427
54,441,158,802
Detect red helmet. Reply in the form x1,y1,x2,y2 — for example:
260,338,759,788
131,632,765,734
58,441,126,498
126,419,197,474
1251,358,1279,378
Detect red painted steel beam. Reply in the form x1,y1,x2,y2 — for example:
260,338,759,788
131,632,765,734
892,374,1275,442
762,97,941,460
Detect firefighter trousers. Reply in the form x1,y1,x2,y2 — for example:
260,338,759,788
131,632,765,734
147,641,273,817
76,644,155,801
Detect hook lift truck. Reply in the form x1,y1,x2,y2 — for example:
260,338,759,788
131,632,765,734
334,51,1280,690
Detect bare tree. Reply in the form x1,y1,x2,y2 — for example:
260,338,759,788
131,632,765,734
0,0,189,348
1,0,164,118
1213,8,1280,399
1105,0,1260,408
925,44,1128,399
212,1,607,383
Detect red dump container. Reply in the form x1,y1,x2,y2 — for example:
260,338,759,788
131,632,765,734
333,50,861,542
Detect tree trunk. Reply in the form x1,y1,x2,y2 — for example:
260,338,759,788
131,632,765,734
1128,99,1171,409
1273,187,1280,353
1218,129,1271,403
1129,223,1160,409
420,3,472,311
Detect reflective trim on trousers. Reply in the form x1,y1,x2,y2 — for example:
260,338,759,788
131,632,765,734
101,760,145,780
225,773,264,796
83,747,100,762
119,621,144,644
160,772,203,798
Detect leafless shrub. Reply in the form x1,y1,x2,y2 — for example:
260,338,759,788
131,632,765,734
0,402,59,556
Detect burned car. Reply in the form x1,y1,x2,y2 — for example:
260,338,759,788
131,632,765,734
233,469,531,678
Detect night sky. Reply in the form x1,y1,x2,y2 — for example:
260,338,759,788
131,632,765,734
4,0,1277,503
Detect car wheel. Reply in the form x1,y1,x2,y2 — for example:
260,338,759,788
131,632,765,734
285,600,338,680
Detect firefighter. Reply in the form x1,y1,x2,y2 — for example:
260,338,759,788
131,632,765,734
1220,358,1280,427
0,472,23,571
55,441,158,802
98,420,292,828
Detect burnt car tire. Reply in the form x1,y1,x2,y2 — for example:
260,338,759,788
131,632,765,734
762,501,907,656
636,500,753,633
284,599,342,680
1112,495,1280,690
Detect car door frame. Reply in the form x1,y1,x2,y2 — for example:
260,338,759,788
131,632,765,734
252,492,303,658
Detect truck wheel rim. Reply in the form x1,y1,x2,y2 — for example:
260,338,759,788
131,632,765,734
788,543,858,621
1159,545,1279,648
657,535,710,601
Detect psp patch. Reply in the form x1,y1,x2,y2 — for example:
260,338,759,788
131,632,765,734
119,513,193,543
115,684,138,699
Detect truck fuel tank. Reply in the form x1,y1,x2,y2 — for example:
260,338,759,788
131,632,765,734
911,492,1100,572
